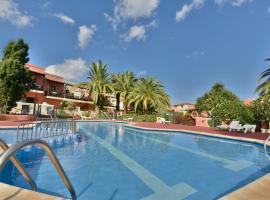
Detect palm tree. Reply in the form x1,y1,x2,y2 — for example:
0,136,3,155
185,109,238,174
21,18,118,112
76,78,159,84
256,58,270,95
112,71,137,113
127,76,171,113
78,60,113,111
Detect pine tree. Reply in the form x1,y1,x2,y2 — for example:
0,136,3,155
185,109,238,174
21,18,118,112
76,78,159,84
0,39,32,112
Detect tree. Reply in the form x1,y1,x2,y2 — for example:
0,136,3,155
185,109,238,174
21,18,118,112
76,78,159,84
127,76,170,113
112,71,137,113
211,100,253,125
78,60,113,111
250,95,270,129
196,83,239,112
0,39,32,112
256,58,270,96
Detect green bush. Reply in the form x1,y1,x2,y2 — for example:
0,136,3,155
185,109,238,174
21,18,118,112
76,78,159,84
119,113,157,122
81,111,90,117
57,110,72,119
212,100,254,125
250,95,270,129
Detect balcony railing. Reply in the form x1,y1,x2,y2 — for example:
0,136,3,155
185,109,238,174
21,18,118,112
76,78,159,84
46,91,93,102
30,84,43,91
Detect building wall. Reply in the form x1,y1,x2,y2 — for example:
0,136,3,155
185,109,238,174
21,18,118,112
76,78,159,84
33,73,45,89
24,63,117,112
44,80,64,96
172,104,195,113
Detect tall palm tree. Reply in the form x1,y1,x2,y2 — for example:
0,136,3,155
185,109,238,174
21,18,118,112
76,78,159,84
112,71,137,113
256,58,270,95
78,60,113,110
127,76,171,113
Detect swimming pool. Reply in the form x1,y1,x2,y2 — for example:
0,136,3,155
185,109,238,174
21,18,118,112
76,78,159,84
1,122,270,199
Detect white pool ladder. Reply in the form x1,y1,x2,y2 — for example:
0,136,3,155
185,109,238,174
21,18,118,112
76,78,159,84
0,138,77,200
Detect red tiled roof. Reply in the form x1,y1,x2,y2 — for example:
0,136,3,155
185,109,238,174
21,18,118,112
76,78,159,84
25,63,45,74
25,63,64,83
45,73,64,83
243,99,253,105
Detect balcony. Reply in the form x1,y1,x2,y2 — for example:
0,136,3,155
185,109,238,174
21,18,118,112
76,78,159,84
46,91,92,102
30,83,43,91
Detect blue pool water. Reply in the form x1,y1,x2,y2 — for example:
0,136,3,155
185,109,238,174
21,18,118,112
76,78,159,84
1,122,270,200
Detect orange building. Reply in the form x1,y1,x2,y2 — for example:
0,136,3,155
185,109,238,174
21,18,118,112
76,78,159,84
23,64,98,111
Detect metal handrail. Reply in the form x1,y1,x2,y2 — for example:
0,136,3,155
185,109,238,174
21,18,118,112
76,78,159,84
264,135,270,159
16,120,77,142
0,139,77,200
0,138,37,191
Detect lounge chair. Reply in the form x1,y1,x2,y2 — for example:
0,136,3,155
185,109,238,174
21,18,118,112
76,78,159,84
127,117,133,122
157,117,171,124
123,117,133,122
243,124,256,133
217,124,229,130
217,121,239,131
228,121,244,132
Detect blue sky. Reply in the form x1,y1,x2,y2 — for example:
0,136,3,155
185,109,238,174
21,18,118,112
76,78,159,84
0,0,270,104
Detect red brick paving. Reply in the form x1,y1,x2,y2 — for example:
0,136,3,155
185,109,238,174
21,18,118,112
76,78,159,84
0,121,34,127
132,122,270,141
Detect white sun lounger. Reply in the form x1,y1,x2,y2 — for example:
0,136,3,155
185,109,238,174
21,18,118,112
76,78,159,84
157,117,171,124
217,121,240,131
243,124,256,133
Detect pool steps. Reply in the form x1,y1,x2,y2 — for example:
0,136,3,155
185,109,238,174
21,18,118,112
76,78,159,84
0,138,77,200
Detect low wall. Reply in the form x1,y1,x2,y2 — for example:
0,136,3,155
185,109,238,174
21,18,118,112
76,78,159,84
195,117,211,128
0,114,36,122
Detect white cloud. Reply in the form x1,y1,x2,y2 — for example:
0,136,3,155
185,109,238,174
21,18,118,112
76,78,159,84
54,13,75,24
77,25,97,49
124,25,146,42
146,20,158,28
176,0,204,22
116,0,159,19
214,0,252,6
122,20,158,42
41,1,52,9
267,7,270,13
105,0,159,30
138,70,147,76
186,50,205,59
0,0,32,27
45,58,88,82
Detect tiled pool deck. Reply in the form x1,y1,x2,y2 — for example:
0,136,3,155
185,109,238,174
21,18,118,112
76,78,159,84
1,120,270,200
129,122,269,143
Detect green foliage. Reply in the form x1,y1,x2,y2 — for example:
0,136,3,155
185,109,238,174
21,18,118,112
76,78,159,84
78,60,113,110
112,71,137,113
127,77,171,113
81,111,90,117
0,39,32,112
57,110,72,119
196,83,254,125
207,119,215,128
61,101,77,112
250,95,270,129
211,100,254,125
120,113,157,122
256,58,270,96
196,83,239,112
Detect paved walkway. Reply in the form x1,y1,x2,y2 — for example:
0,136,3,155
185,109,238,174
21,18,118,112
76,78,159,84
130,122,269,141
0,120,34,128
0,182,63,200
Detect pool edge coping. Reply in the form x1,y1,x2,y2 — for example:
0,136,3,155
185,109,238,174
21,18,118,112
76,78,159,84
125,123,268,146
